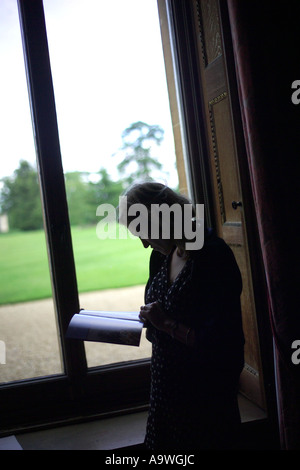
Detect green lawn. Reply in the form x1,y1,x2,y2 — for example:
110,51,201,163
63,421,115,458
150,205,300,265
0,226,151,305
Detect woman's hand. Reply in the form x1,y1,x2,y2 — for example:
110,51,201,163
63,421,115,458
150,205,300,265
139,301,169,332
140,301,195,347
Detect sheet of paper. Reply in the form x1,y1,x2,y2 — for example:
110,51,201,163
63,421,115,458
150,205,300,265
0,435,23,450
67,312,143,346
79,310,140,321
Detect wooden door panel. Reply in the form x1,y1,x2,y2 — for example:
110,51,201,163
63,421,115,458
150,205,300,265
209,91,241,225
193,0,265,407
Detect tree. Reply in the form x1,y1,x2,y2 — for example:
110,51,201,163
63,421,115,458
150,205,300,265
64,171,99,226
117,121,164,182
92,168,124,208
0,160,43,231
64,169,124,226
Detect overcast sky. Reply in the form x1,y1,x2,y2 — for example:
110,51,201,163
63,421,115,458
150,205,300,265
0,0,178,186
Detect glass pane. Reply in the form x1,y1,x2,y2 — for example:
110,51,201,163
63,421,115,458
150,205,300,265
0,0,63,383
43,0,179,367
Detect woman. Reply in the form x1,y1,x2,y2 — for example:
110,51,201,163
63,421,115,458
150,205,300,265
119,182,245,450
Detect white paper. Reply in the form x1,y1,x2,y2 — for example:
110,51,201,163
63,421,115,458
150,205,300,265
0,435,23,450
66,310,143,347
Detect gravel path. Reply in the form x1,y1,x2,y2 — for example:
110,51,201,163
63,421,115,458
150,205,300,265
0,285,151,383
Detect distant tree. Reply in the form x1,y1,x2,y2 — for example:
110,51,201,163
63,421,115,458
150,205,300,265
0,162,127,230
117,121,164,182
0,160,43,231
92,168,124,208
65,169,124,226
64,171,96,226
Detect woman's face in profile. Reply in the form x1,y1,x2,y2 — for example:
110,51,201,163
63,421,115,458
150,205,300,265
119,201,175,256
131,212,175,256
139,237,174,256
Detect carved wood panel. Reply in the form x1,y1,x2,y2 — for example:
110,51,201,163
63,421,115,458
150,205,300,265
193,0,265,408
196,0,222,66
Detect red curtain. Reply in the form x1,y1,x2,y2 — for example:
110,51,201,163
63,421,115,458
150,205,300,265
227,0,300,449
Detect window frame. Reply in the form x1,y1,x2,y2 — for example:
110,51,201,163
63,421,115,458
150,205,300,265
164,0,276,421
0,0,151,435
0,0,275,436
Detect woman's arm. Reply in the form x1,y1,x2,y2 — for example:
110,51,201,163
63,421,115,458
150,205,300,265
139,301,196,348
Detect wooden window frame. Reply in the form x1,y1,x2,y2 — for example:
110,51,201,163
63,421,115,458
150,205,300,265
160,0,215,228
162,0,277,423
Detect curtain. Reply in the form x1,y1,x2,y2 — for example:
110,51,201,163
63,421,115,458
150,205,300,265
226,0,300,450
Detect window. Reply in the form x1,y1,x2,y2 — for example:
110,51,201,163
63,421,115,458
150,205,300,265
42,0,176,369
0,0,185,433
0,0,271,437
0,1,62,384
42,0,182,369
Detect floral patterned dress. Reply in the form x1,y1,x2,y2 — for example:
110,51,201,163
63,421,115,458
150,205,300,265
143,236,245,450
